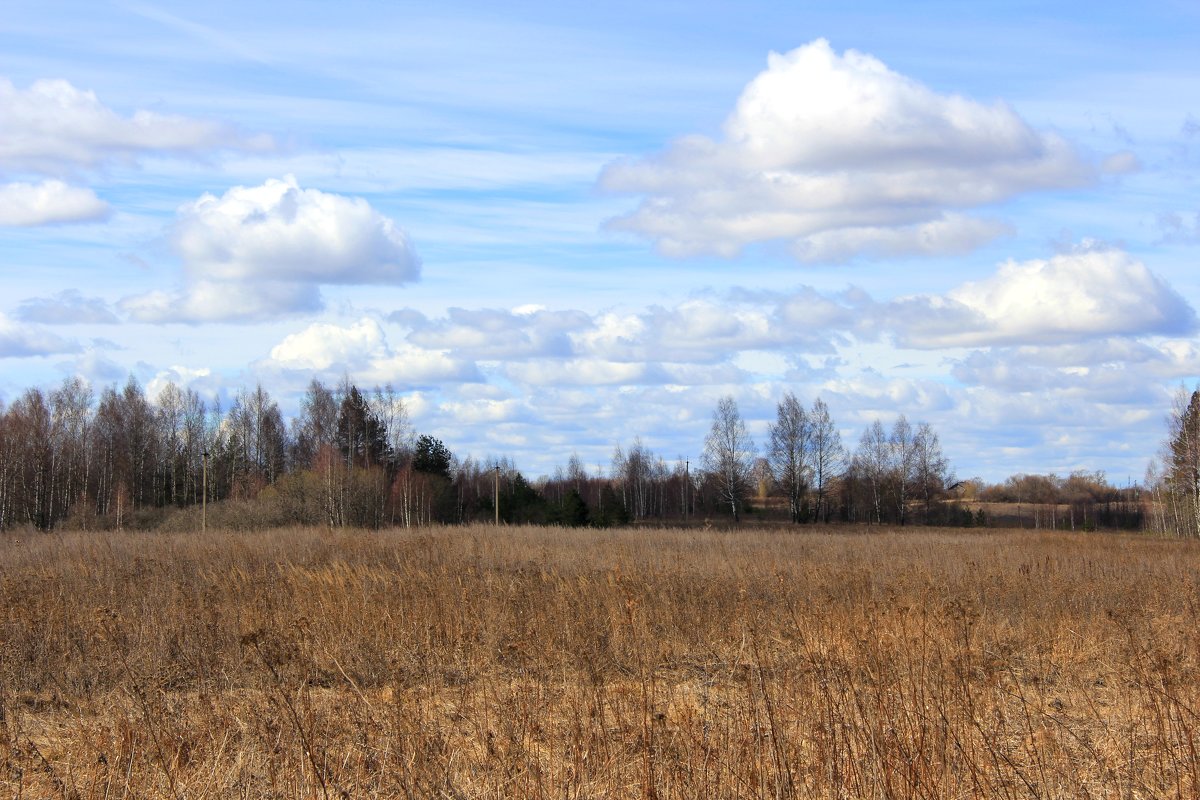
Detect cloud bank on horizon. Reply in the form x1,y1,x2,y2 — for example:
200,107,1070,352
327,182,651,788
1,5,1198,483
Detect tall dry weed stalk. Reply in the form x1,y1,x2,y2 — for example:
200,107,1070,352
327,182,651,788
1,524,1198,798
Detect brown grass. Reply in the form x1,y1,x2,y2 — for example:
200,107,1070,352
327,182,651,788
1,524,1198,798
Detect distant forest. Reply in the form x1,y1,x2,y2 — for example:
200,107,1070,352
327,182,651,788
0,374,1193,535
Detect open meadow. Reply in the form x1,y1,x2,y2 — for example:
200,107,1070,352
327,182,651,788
2,524,1199,799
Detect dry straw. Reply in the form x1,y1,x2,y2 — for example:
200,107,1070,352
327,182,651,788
1,524,1198,798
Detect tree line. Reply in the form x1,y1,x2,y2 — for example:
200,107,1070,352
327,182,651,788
0,373,1168,533
1145,387,1200,537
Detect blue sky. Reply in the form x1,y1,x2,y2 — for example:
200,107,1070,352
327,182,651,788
2,0,1199,482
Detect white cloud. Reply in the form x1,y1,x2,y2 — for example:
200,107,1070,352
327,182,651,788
791,215,1013,263
949,337,1200,403
58,349,128,384
268,318,388,370
364,347,483,386
120,281,323,324
382,247,1192,381
0,180,109,226
575,299,835,363
15,290,119,324
0,313,80,358
173,176,419,285
392,297,843,368
404,307,584,359
436,398,526,425
601,39,1095,261
0,76,273,176
262,317,480,386
822,374,957,421
123,177,420,323
892,247,1194,348
505,358,654,386
144,365,214,400
0,76,274,228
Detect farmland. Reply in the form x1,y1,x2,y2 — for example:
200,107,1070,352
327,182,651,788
2,524,1198,798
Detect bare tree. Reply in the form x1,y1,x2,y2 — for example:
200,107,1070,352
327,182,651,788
612,438,658,519
809,398,843,523
155,382,185,506
50,377,92,520
292,378,338,471
703,396,755,522
566,452,587,495
228,384,287,488
912,422,952,524
889,415,916,525
1163,387,1200,537
853,420,890,524
768,392,811,523
372,383,413,465
181,388,207,505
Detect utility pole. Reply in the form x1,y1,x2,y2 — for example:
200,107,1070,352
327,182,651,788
202,450,209,535
494,464,500,526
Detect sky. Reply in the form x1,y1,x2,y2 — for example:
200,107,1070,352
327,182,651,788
2,0,1199,483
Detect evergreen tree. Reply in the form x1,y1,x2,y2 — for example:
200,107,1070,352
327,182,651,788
413,435,453,479
337,384,391,470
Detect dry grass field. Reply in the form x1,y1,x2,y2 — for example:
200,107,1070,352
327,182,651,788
2,524,1198,799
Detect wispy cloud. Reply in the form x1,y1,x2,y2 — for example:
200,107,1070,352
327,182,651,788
16,290,119,324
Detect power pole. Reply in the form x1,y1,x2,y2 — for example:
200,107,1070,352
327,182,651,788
494,465,500,526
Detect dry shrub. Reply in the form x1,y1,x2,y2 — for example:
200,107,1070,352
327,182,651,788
1,524,1198,798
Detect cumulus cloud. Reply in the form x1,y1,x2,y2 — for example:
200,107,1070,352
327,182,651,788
0,76,274,227
0,77,273,176
122,177,420,323
269,318,389,370
263,317,480,386
144,365,215,400
173,177,419,285
0,180,109,226
16,290,119,324
601,39,1096,262
0,313,80,358
890,248,1195,348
